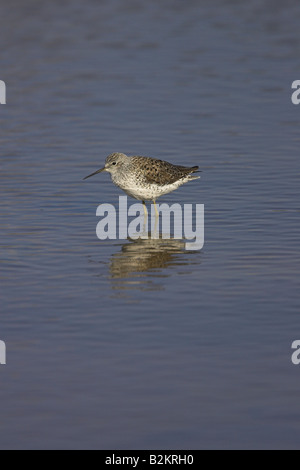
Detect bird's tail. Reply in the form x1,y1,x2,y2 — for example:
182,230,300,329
189,166,201,180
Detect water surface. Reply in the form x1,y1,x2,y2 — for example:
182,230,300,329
1,0,300,449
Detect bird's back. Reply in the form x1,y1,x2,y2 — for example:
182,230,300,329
129,156,199,186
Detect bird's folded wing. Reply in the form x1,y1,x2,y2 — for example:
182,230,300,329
144,162,199,185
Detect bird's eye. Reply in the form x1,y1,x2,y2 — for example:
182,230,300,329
112,162,117,165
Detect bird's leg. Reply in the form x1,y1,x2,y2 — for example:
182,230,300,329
142,200,148,217
153,200,159,217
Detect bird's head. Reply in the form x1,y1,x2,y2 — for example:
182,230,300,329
83,152,127,179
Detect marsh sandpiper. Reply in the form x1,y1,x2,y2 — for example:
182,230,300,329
84,152,200,216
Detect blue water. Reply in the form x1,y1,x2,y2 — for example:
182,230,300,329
1,0,300,449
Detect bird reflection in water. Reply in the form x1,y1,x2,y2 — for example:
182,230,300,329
108,220,201,294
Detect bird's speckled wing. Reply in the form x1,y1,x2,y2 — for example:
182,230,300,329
130,156,199,186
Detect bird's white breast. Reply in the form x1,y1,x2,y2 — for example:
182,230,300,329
111,173,189,201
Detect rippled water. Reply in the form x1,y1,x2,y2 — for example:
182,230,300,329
1,0,300,449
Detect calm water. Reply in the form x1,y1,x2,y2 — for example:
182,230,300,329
1,0,300,449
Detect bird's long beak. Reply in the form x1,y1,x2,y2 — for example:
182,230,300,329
83,167,105,180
